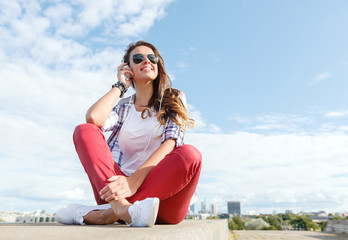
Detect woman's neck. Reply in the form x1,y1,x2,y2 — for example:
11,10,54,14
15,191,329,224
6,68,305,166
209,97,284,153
134,81,154,107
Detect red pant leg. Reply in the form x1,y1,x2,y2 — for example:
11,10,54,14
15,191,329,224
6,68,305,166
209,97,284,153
74,123,202,224
127,145,202,224
73,123,125,205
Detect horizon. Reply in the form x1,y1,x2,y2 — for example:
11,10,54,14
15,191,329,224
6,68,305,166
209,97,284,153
1,0,348,214
1,206,345,216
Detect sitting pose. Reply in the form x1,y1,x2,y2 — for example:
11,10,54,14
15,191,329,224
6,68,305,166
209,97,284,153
56,41,202,227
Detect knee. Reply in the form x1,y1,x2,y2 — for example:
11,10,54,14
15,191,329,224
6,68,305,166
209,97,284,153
73,123,100,143
177,144,202,167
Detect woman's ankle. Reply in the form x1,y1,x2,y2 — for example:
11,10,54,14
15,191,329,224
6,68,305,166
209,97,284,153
110,199,132,224
83,209,118,225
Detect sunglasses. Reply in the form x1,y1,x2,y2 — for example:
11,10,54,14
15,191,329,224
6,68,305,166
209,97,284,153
132,54,159,65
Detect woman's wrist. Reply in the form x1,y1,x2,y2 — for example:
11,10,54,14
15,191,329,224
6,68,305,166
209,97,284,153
112,81,127,98
111,85,122,97
127,174,142,194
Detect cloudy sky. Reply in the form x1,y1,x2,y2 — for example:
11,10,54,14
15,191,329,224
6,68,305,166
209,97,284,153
1,0,348,215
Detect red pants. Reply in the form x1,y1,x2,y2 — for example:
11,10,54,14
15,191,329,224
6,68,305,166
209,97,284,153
73,123,202,224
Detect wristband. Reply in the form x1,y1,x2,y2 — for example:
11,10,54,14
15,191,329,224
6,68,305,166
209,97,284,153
112,81,127,98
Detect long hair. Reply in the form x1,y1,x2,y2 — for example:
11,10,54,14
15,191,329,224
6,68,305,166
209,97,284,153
123,41,194,130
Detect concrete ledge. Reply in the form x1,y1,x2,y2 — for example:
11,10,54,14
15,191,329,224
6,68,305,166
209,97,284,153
0,219,229,240
325,220,348,234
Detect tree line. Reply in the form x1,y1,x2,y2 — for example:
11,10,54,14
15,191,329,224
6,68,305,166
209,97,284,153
228,213,326,231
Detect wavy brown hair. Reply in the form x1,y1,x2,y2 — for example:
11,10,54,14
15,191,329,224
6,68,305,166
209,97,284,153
123,41,194,130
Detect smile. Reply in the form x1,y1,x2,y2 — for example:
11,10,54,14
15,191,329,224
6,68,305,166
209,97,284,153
141,66,153,71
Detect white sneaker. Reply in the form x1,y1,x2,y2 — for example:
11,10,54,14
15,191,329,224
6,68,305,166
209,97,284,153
128,198,159,227
55,204,111,225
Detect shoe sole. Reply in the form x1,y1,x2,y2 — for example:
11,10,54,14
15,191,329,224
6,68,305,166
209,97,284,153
150,198,160,227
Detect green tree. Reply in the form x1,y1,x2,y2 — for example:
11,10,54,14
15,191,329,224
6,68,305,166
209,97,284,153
245,218,270,230
292,215,318,231
228,219,237,230
233,216,245,230
262,226,279,230
319,221,328,231
277,213,320,231
262,216,282,230
228,216,245,230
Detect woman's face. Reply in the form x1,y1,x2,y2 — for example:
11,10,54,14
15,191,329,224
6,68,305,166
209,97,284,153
129,46,159,84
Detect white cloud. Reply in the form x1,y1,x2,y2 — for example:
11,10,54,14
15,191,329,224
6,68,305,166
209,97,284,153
0,0,174,212
185,132,348,213
177,62,187,69
229,114,252,124
309,72,331,86
0,1,21,24
187,104,222,133
77,0,117,28
325,110,348,118
0,0,174,60
229,113,312,133
167,71,176,81
1,0,346,216
44,3,73,23
255,114,309,125
114,0,173,37
337,126,348,131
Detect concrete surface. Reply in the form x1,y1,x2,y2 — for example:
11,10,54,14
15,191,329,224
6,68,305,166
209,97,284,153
231,230,348,240
325,220,348,234
0,219,228,240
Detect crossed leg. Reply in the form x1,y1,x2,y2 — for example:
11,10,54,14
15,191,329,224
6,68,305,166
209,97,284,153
73,123,202,224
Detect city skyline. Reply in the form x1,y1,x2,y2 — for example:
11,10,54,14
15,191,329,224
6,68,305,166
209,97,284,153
1,0,348,214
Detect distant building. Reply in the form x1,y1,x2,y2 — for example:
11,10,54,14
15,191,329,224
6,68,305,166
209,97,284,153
227,201,241,215
0,210,55,223
217,213,229,219
201,201,206,212
243,210,256,216
285,210,293,214
15,210,55,223
199,200,209,214
211,204,217,216
190,203,195,214
0,211,18,222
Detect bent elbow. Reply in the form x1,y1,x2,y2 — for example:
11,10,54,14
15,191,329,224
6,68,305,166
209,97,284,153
85,113,104,128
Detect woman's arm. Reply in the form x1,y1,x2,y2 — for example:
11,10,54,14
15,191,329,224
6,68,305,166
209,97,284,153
129,139,176,191
86,63,133,127
86,87,122,127
100,139,176,201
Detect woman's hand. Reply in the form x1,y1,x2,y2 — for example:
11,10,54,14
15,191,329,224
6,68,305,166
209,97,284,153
99,175,137,202
117,63,134,89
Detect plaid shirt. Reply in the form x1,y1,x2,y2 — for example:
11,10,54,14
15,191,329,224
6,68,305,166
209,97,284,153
102,94,185,167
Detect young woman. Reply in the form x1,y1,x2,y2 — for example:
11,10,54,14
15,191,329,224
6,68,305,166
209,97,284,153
56,41,202,227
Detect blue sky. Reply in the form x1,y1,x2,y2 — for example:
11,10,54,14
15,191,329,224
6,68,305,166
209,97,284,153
149,0,348,133
1,0,348,215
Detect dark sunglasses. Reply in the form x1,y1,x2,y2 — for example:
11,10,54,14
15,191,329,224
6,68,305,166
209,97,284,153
132,54,159,65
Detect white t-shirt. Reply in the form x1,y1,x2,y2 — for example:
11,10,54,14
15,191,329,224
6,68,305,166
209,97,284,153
118,104,164,176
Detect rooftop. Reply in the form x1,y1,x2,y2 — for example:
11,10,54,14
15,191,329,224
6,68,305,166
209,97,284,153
0,219,229,240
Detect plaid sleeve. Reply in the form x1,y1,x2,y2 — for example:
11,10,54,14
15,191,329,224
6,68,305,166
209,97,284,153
160,92,187,147
101,96,133,132
161,117,185,147
101,98,128,132
101,107,119,132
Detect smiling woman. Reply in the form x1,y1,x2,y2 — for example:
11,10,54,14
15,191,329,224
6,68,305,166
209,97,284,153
55,40,202,227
